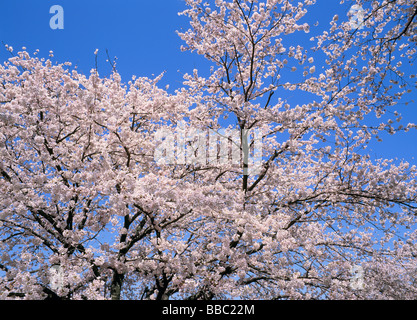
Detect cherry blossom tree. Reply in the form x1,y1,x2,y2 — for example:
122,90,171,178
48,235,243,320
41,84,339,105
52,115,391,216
1,0,417,300
315,0,417,133
0,50,200,299
175,0,417,299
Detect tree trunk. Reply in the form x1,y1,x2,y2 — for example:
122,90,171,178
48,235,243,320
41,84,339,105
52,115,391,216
242,129,249,192
110,271,124,300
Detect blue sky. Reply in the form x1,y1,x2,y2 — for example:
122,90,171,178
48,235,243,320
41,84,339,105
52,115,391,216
0,0,416,165
0,0,201,86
